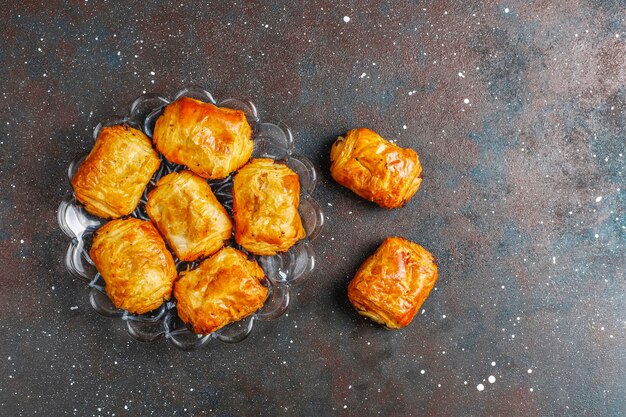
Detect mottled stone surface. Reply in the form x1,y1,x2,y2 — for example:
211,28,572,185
1,1,624,416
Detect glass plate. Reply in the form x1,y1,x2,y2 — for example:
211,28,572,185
57,86,324,350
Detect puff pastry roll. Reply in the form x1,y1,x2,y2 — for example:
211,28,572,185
233,158,305,256
330,128,423,209
146,170,232,262
347,237,438,329
90,218,177,315
153,97,253,179
174,247,268,334
71,124,161,219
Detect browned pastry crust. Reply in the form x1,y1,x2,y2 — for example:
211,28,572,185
146,170,232,262
330,128,423,209
232,158,306,256
153,97,253,179
89,218,177,315
347,237,438,329
71,124,161,219
174,247,268,334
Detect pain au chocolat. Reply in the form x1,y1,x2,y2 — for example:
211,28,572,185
89,218,177,315
348,237,438,329
71,124,160,219
146,170,232,262
232,158,305,256
153,97,253,179
330,128,422,209
174,247,268,334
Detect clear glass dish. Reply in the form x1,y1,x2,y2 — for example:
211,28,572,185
57,86,324,350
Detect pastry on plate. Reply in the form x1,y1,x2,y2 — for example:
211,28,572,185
146,170,232,262
153,97,253,179
71,124,161,219
347,237,438,329
232,158,305,255
174,247,268,334
89,218,177,315
330,128,422,209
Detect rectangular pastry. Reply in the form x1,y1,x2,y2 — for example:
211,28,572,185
174,247,268,334
90,218,177,315
146,170,232,262
153,97,253,179
330,128,422,209
348,237,438,329
71,124,161,219
232,158,305,255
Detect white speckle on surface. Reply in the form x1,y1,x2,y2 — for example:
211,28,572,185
488,375,496,383
20,239,24,243
442,314,446,318
343,16,350,23
530,388,534,392
553,256,556,264
595,234,599,238
150,71,155,75
463,98,470,104
528,369,533,374
458,72,465,78
403,125,407,129
420,369,425,374
70,306,78,310
505,8,510,13
491,361,496,366
360,72,367,78
595,196,602,202
477,384,485,391
327,202,332,206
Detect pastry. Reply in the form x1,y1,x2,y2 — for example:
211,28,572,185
153,97,253,179
347,237,438,329
71,124,161,218
174,247,268,334
146,170,232,261
330,128,422,209
89,218,177,315
232,158,305,255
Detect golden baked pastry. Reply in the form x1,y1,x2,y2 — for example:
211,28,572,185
71,124,161,219
330,128,423,209
347,237,438,329
153,97,253,179
90,218,177,315
146,170,232,262
232,158,305,255
174,247,268,334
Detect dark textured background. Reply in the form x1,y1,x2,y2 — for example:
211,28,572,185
1,1,624,416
